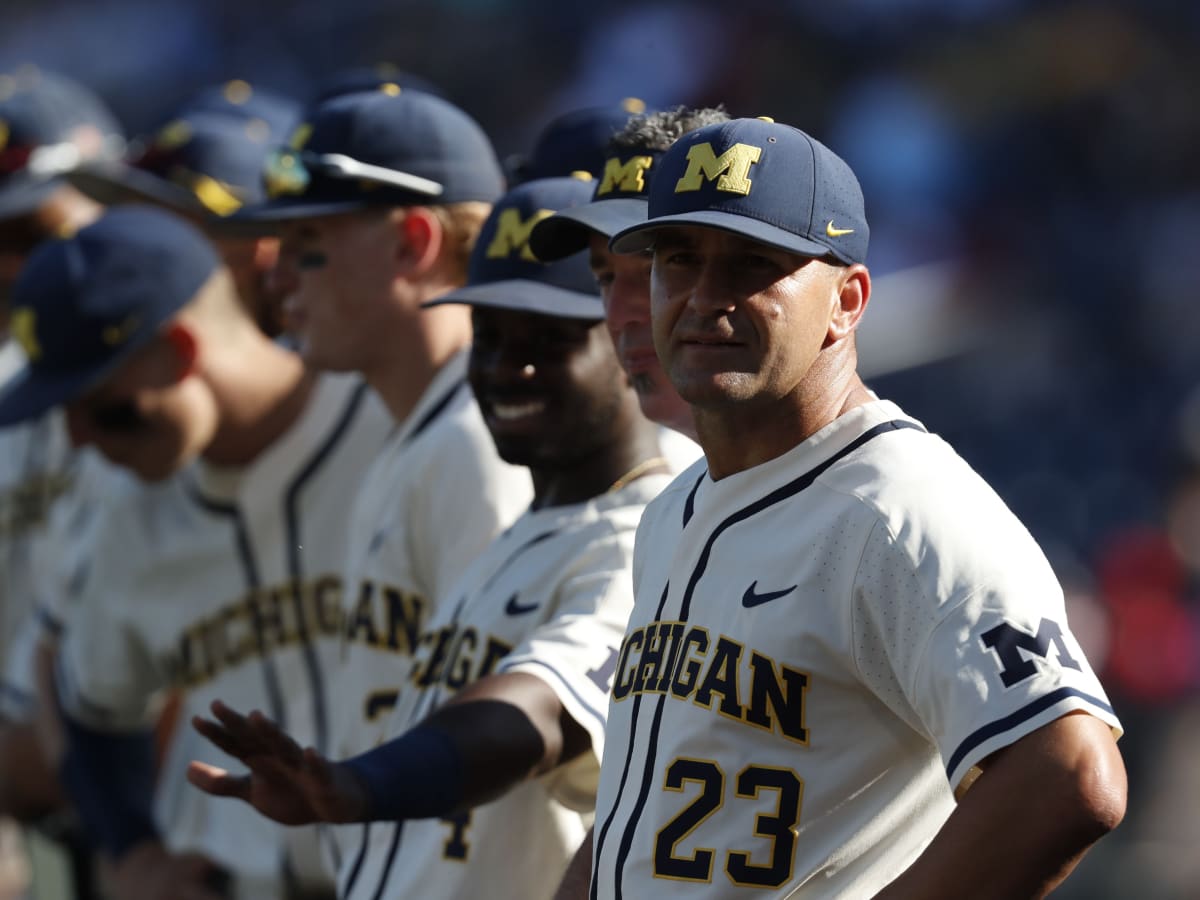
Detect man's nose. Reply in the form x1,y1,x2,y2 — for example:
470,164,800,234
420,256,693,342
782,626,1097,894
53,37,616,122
685,262,738,315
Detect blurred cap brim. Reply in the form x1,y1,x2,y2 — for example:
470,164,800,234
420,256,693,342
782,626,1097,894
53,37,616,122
0,362,106,426
423,279,603,320
531,198,648,261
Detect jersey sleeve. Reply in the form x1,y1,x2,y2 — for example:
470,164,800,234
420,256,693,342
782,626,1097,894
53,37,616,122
851,514,1121,791
498,521,638,811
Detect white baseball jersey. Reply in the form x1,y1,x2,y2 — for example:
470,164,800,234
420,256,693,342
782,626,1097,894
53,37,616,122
337,472,672,900
332,349,532,758
591,399,1121,899
56,373,391,900
0,412,79,687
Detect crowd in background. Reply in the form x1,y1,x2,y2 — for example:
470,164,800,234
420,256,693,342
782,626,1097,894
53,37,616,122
2,0,1198,896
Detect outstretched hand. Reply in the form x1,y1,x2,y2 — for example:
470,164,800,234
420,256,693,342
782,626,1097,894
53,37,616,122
186,700,368,826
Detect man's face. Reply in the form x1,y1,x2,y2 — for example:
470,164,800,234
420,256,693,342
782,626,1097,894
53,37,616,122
650,226,836,411
64,337,218,481
589,233,694,436
468,305,631,470
281,210,401,372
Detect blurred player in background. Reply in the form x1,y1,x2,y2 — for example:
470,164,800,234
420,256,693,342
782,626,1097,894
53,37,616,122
230,86,533,782
507,98,647,184
0,206,391,900
188,175,673,900
0,66,126,899
67,82,301,337
532,105,730,443
0,66,121,716
584,117,1126,898
528,105,728,897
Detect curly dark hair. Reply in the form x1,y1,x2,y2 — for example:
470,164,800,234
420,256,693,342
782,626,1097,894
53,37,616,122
607,106,730,153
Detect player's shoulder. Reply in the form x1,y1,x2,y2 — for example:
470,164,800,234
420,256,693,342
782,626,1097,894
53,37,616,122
821,400,1052,579
637,457,709,535
310,371,392,444
823,402,1007,518
396,357,498,462
522,472,676,560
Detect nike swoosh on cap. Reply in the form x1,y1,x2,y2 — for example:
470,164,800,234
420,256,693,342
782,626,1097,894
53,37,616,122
825,220,855,237
741,581,798,609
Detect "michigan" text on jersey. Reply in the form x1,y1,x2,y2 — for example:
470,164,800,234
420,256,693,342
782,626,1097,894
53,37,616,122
612,620,809,743
165,575,343,687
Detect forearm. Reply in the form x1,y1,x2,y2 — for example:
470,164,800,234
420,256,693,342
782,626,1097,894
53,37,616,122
875,714,1126,899
553,825,594,900
343,672,581,821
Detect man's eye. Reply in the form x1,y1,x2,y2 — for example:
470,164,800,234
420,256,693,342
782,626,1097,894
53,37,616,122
657,250,697,266
593,271,614,289
297,251,328,270
742,253,779,270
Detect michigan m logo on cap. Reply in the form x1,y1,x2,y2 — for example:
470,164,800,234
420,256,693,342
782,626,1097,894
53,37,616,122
674,142,762,196
485,208,555,261
9,308,40,362
597,155,653,197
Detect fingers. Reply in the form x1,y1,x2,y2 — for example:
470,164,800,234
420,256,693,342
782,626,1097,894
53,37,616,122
247,709,304,767
191,714,248,761
186,760,252,800
193,700,304,770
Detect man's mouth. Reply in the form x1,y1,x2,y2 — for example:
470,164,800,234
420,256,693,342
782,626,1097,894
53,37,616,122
490,399,547,422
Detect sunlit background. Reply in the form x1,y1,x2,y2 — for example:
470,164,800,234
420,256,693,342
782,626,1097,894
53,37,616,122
4,0,1199,896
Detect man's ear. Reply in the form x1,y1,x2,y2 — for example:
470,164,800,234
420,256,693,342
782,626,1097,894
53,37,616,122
163,322,200,382
252,236,281,274
827,264,871,343
393,207,445,277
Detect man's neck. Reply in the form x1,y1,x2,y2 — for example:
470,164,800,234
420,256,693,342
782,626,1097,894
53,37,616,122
365,305,471,424
530,413,666,511
696,368,873,481
203,339,316,467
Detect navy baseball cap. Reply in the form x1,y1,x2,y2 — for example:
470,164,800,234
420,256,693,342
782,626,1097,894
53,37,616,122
0,207,219,426
0,67,124,220
236,86,504,222
610,117,869,265
176,79,302,137
424,176,602,321
529,143,668,262
313,64,445,103
510,99,648,184
67,111,297,222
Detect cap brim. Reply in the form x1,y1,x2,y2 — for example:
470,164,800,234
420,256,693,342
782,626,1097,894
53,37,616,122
66,162,207,215
0,177,60,220
423,279,603,320
229,196,380,225
610,209,833,259
65,164,281,237
0,363,100,426
0,302,182,427
531,198,648,261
